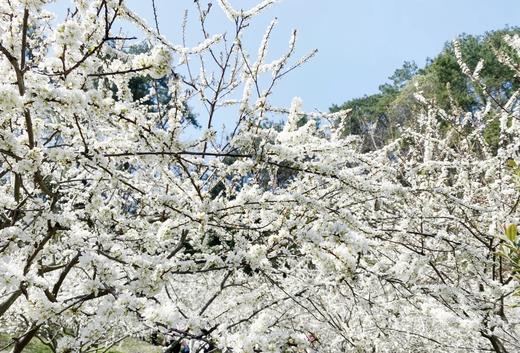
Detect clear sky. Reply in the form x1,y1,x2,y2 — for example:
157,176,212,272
119,0,520,112
50,0,520,112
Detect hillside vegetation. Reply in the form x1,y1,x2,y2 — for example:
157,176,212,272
331,27,520,153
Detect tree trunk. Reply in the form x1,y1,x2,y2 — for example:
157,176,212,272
11,326,39,353
482,332,508,353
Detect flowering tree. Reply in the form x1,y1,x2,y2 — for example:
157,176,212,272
310,38,520,352
0,0,360,352
0,1,519,353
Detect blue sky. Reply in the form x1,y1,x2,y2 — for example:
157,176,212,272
50,0,520,113
120,0,520,112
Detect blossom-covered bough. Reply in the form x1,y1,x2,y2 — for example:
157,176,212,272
0,0,519,353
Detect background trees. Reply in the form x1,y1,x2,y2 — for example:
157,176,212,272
330,27,520,153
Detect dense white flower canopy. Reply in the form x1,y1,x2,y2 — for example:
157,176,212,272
0,1,519,353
